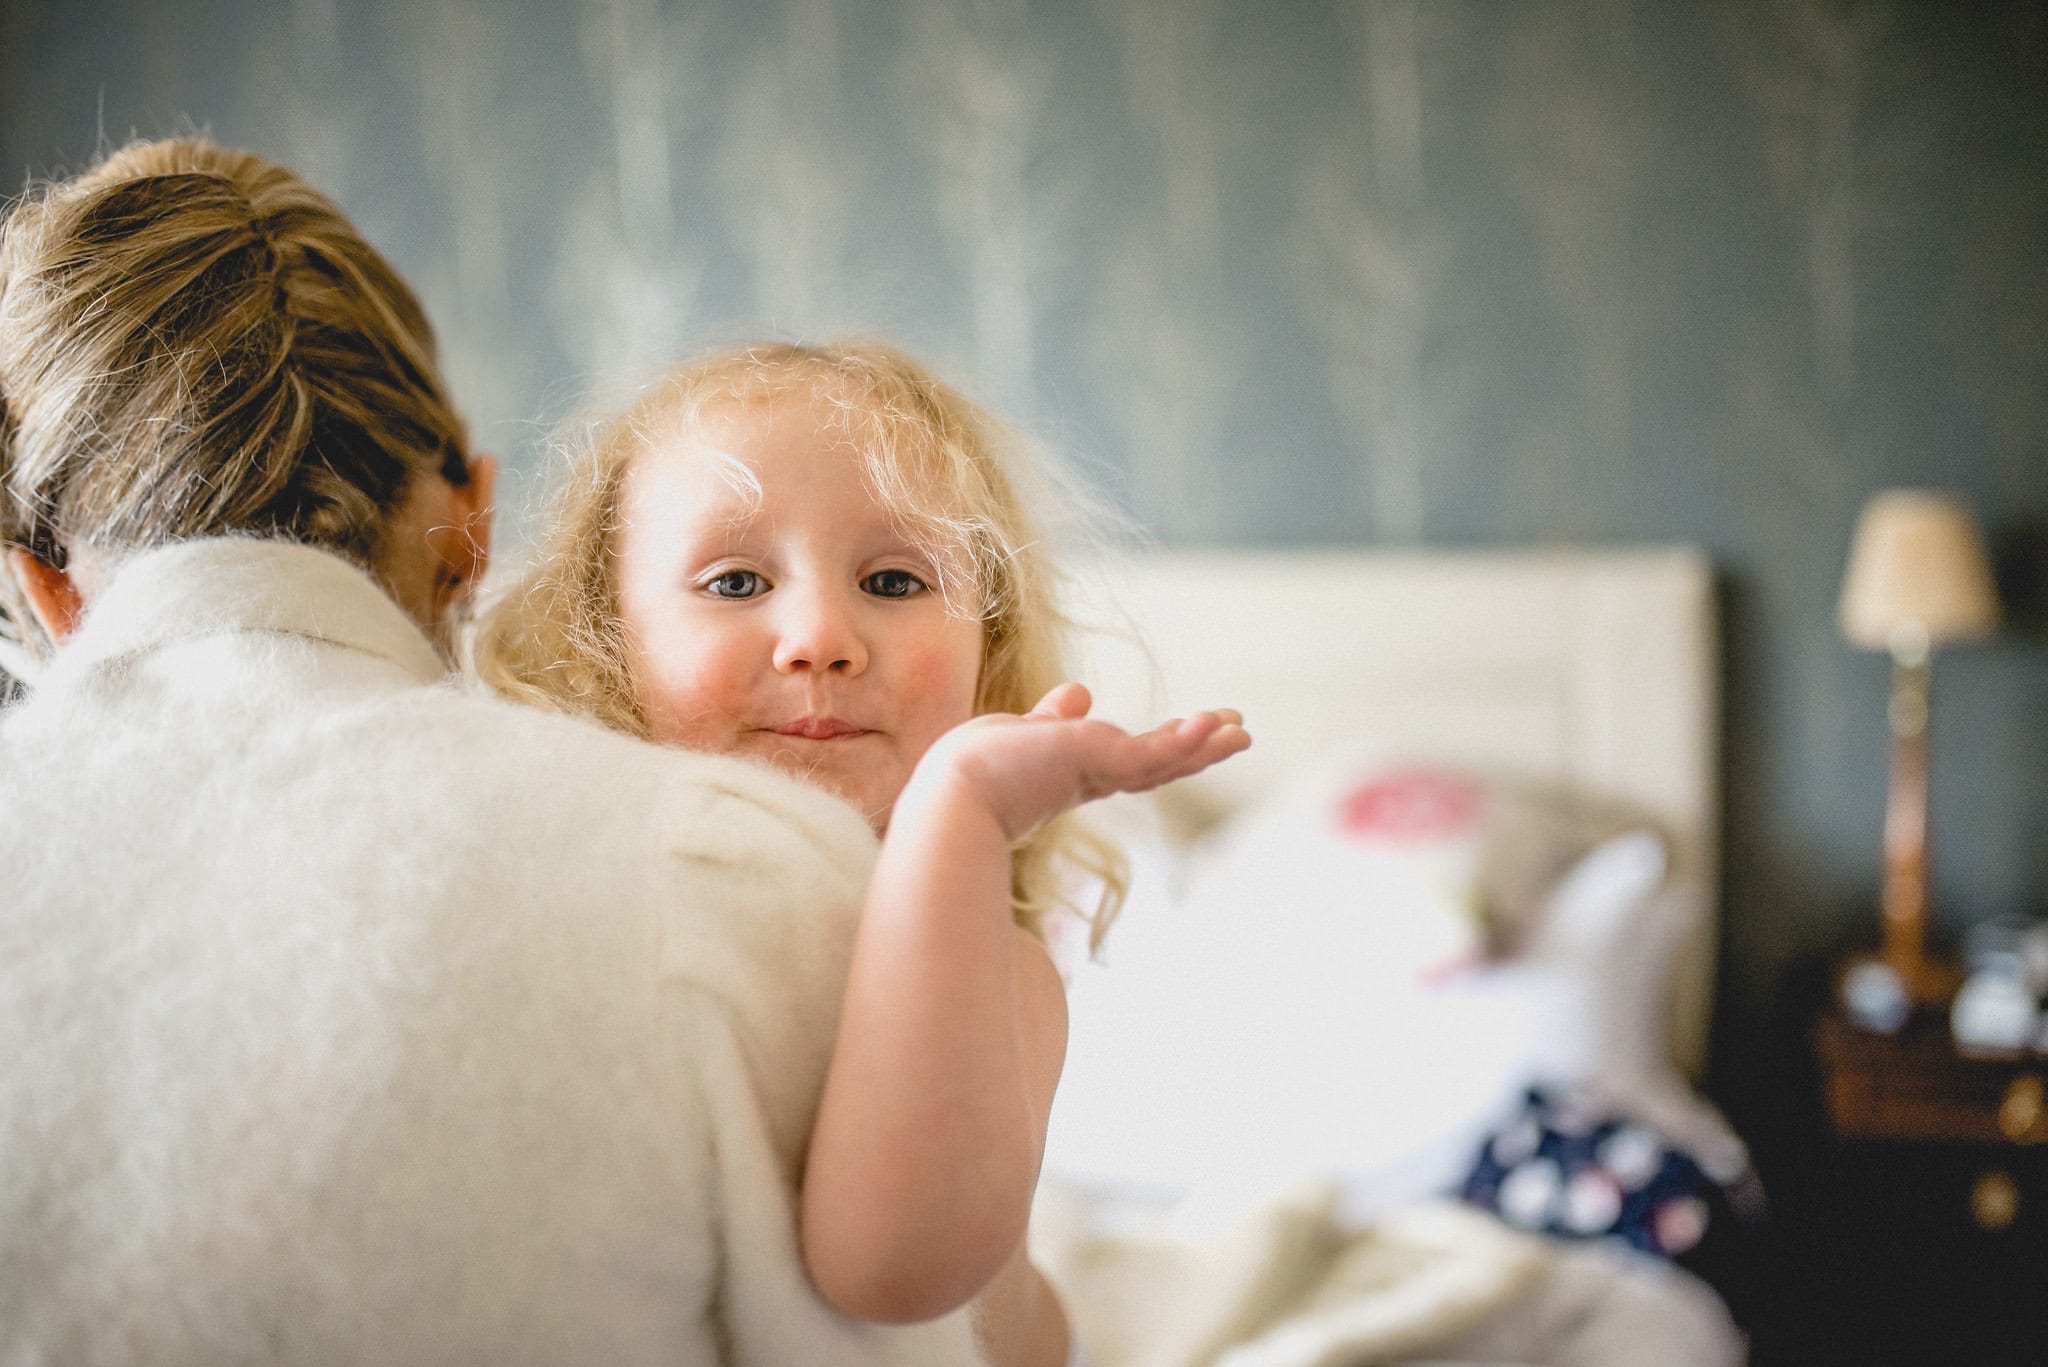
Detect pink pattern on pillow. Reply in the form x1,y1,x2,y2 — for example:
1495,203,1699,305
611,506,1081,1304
1334,767,1484,844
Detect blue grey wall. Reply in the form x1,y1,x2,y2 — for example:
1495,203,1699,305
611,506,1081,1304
6,0,2046,1135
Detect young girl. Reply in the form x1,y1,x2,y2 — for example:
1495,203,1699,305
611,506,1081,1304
475,341,1247,1366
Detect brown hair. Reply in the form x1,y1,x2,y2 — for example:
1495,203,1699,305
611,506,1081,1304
0,137,470,657
474,340,1128,948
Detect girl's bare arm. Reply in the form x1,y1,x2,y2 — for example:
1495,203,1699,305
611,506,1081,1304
800,685,1248,1322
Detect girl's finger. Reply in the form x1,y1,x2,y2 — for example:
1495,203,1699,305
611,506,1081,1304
1027,681,1093,721
1209,722,1251,757
1178,711,1235,741
1152,721,1249,779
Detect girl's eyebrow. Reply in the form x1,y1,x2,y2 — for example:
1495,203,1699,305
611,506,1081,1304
869,531,943,567
677,518,757,558
677,483,762,538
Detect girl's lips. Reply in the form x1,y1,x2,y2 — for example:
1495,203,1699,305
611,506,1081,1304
771,718,868,740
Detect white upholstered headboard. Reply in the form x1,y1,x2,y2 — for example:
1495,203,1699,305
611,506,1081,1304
1069,546,1720,1074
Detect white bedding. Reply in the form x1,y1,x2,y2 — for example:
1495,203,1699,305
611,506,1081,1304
1033,1182,1741,1367
1036,548,1745,1367
1037,813,1749,1366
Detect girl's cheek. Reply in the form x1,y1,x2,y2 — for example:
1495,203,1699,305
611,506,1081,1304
904,638,983,716
637,637,744,744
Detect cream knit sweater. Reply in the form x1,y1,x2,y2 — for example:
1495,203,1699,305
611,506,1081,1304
0,538,982,1366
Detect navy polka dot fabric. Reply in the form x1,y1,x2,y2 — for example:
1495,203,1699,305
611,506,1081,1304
1459,1087,1765,1275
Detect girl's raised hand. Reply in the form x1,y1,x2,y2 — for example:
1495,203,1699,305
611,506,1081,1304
915,682,1250,843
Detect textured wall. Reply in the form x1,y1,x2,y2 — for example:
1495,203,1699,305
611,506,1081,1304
5,0,2046,1133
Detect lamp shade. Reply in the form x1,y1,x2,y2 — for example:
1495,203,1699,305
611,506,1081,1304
1838,489,2001,653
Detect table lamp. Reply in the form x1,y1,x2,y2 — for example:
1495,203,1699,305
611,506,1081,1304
1839,489,2001,1004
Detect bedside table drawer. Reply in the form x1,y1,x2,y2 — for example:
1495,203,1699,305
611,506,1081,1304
1800,1003,2048,1365
1829,1143,2048,1241
1818,1014,2048,1143
1811,1143,2048,1364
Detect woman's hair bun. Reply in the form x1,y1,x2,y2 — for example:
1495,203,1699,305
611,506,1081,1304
0,137,467,586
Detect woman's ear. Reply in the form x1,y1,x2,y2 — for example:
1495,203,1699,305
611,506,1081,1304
5,547,84,645
423,455,497,620
449,453,496,589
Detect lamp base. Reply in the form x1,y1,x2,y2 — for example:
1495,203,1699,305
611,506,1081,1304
1878,655,1948,1007
1900,956,1966,1008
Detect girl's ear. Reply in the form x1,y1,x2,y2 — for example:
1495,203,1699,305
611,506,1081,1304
5,548,84,645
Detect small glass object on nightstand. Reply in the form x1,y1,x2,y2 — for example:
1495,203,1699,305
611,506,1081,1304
1953,964,2040,1054
1841,957,1912,1034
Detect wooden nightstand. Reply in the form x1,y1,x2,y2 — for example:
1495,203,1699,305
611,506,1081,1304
1820,1009,2048,1149
1802,1002,2048,1364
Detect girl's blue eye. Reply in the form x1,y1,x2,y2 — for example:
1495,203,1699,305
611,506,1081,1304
863,569,925,599
704,570,765,600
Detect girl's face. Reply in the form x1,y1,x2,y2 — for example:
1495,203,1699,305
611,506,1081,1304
612,390,985,828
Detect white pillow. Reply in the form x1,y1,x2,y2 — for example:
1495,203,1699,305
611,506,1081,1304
1178,757,1639,979
1045,766,1681,1214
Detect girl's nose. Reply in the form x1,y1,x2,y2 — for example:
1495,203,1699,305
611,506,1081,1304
772,589,868,676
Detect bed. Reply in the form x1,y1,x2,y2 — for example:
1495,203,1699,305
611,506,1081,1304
1032,547,1749,1367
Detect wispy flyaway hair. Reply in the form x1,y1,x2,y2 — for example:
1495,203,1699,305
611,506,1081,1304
474,339,1129,948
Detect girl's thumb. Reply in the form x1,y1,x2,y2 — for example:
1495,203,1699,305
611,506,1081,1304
1028,681,1092,720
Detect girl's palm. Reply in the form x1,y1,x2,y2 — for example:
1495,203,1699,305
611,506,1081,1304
933,682,1249,841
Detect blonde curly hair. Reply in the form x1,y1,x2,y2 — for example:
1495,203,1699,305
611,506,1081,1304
473,340,1127,949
